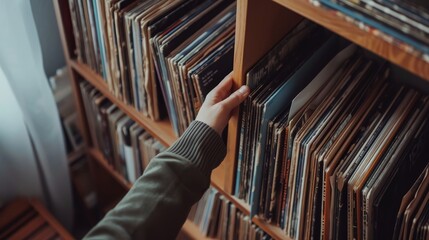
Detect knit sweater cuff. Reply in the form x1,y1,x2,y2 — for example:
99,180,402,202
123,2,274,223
168,121,227,177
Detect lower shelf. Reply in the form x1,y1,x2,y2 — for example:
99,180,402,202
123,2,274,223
88,148,213,239
87,147,291,240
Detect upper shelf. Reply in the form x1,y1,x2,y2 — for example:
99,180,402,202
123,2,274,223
272,0,429,82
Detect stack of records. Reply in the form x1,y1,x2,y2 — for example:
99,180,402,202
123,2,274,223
188,187,271,240
68,0,236,135
235,19,429,239
235,19,337,218
394,162,429,240
151,0,235,135
316,0,429,61
80,82,166,184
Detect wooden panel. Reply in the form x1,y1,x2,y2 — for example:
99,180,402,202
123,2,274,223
53,0,75,60
71,61,177,147
8,216,45,240
234,0,302,79
29,200,74,240
181,220,215,240
0,210,36,239
226,0,303,194
211,163,226,193
0,200,31,228
252,216,291,240
273,0,429,82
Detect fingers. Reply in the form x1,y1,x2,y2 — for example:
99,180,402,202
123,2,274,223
207,73,234,102
215,72,233,92
219,85,250,111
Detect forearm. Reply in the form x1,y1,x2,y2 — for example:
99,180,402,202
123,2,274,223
84,121,226,239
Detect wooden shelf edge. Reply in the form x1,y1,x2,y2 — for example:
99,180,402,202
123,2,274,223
273,0,429,82
70,60,177,147
182,220,215,240
210,183,250,215
252,216,291,240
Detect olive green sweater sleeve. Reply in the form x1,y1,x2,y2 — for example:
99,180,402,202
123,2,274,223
84,121,226,239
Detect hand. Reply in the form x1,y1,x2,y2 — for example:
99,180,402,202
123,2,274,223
196,73,250,135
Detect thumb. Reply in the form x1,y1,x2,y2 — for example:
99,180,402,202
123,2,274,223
219,85,250,111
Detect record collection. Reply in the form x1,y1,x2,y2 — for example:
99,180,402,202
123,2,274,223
314,0,429,62
394,162,429,240
188,187,271,240
80,81,166,184
68,0,236,135
235,19,429,239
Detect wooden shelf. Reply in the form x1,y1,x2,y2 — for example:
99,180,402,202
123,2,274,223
182,220,216,240
210,184,250,216
70,60,177,147
252,216,290,240
272,0,429,82
55,0,429,239
211,185,292,240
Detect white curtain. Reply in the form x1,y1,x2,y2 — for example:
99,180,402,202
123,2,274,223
0,0,73,228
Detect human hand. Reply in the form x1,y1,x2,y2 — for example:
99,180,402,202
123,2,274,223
196,73,250,135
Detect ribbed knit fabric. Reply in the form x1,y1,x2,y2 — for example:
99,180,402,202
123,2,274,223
84,120,228,239
168,121,227,177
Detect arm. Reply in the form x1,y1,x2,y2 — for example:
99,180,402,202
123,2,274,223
84,74,250,239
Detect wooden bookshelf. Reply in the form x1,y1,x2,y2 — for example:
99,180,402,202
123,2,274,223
54,0,429,239
272,0,429,82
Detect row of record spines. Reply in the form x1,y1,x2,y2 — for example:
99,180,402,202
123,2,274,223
68,0,162,120
313,0,429,63
188,187,272,240
393,161,429,240
68,0,103,76
67,0,237,137
79,80,166,184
